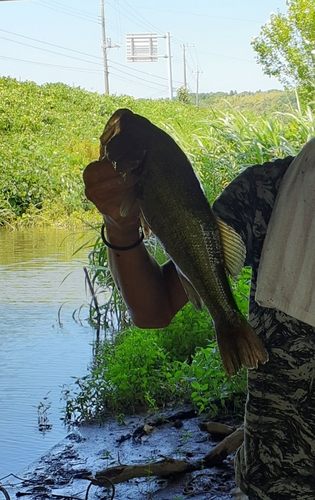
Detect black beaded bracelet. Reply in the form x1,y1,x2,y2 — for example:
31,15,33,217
101,223,144,251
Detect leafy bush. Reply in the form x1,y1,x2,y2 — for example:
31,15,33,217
62,267,251,422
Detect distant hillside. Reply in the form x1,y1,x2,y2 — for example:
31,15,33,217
188,90,297,115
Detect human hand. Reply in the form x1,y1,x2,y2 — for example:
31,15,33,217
83,158,141,239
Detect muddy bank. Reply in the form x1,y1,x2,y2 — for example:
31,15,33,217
2,407,244,500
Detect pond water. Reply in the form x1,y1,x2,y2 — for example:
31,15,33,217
0,227,98,478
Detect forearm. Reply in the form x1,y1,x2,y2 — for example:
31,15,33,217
105,223,188,328
83,160,187,327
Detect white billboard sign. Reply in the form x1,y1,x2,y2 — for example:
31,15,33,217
126,33,158,62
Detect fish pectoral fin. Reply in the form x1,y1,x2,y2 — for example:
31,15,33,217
177,270,204,311
120,184,142,217
139,212,151,238
216,217,246,278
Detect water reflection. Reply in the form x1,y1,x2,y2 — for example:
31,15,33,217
0,227,97,478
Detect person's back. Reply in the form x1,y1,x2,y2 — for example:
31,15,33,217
213,154,315,499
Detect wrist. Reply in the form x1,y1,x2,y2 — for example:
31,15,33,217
101,224,144,251
102,216,142,248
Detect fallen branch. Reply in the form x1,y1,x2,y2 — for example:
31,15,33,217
204,425,244,466
88,426,244,486
90,458,195,486
199,421,235,437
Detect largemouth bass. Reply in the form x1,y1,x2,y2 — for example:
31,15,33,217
99,109,268,376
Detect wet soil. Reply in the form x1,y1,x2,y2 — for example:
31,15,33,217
3,407,244,500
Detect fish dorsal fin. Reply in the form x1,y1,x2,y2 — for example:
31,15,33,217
216,217,246,278
177,269,204,311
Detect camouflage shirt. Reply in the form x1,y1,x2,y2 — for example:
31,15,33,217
213,156,315,500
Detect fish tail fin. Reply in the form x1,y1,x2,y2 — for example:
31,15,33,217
215,315,269,377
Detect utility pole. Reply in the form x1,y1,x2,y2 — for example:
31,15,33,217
196,66,202,106
100,0,109,95
181,44,194,89
166,32,173,100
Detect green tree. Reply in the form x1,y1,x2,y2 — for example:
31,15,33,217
177,86,191,104
251,0,315,103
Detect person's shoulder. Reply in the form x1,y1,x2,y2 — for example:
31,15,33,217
246,155,295,183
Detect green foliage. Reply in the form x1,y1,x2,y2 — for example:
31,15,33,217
176,86,191,104
179,343,246,415
251,0,315,103
0,77,210,225
1,76,312,227
154,303,214,362
192,89,297,114
0,78,99,224
63,328,181,420
62,267,251,422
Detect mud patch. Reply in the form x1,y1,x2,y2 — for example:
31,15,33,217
2,408,244,500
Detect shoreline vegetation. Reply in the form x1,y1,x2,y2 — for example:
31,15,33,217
1,76,313,422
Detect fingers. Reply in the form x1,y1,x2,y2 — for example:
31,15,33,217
83,160,122,200
83,159,141,228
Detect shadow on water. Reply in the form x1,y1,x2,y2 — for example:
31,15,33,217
0,227,97,477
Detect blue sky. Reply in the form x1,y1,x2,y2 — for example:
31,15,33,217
0,0,288,99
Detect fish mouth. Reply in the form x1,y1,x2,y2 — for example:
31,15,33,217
100,109,133,160
99,119,121,160
100,109,148,174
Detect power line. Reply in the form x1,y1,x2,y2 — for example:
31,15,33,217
119,0,164,35
198,49,254,63
108,62,172,88
110,71,168,93
31,0,139,37
0,27,183,85
0,54,169,93
0,1,188,96
112,0,123,45
0,35,102,66
133,6,262,24
109,58,182,85
41,0,99,20
0,28,101,61
0,55,101,73
195,51,202,73
109,1,164,36
0,56,167,94
0,48,177,90
30,0,100,25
